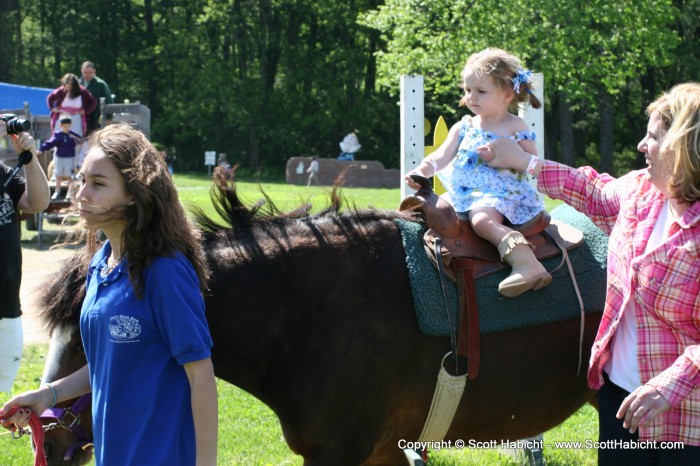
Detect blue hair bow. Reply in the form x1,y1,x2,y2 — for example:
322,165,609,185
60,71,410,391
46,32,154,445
512,68,533,94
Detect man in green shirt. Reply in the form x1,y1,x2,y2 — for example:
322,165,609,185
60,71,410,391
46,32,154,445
79,61,114,134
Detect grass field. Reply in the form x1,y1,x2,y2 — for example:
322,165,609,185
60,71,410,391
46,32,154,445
6,173,597,465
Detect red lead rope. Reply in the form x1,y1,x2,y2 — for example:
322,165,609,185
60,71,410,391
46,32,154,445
0,406,48,466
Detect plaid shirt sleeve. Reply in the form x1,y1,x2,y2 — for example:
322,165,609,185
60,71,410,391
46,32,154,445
648,346,700,409
536,160,641,234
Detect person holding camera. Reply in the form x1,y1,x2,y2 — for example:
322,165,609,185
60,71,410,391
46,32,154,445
0,117,50,394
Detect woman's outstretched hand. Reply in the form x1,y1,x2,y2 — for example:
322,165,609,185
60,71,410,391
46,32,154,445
477,138,531,172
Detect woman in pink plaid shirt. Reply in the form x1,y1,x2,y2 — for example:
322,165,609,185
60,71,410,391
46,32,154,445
481,83,700,465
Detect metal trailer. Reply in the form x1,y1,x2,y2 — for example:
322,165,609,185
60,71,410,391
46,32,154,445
101,100,151,140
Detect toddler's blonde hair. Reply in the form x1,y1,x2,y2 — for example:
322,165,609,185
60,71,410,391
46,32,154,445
460,48,541,111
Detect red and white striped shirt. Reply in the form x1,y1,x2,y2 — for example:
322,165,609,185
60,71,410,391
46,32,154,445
538,160,700,444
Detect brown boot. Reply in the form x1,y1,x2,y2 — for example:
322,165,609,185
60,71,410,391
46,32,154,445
497,231,552,297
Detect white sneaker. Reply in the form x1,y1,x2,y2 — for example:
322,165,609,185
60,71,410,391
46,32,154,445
51,191,61,201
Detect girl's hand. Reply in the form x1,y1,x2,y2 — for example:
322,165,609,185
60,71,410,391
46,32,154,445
51,108,60,113
1,388,53,430
0,407,32,432
617,385,671,434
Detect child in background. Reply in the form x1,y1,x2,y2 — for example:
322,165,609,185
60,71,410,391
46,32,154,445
405,48,550,297
39,115,82,200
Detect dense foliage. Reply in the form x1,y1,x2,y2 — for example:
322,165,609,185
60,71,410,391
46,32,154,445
1,0,697,176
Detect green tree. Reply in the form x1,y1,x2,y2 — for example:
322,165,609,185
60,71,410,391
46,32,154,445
5,0,696,176
363,0,681,173
5,0,399,173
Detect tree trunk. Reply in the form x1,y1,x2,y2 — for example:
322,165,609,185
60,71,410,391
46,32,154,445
0,11,12,81
0,1,20,80
545,95,559,162
558,92,575,166
144,0,159,117
638,71,657,166
599,89,614,174
248,118,260,171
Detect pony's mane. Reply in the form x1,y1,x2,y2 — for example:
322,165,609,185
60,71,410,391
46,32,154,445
38,169,416,332
190,169,414,235
38,251,90,334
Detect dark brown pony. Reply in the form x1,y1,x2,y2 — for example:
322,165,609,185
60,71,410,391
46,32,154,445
37,174,603,465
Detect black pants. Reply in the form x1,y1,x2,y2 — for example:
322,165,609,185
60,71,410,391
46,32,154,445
598,373,700,465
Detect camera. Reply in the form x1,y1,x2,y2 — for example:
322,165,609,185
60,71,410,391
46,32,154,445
0,114,31,135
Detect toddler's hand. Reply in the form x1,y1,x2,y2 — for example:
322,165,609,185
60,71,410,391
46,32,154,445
404,171,425,190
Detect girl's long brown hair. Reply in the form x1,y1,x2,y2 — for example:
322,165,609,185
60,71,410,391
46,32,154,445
84,124,208,298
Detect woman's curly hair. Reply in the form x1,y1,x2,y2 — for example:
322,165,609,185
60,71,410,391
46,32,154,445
83,123,208,298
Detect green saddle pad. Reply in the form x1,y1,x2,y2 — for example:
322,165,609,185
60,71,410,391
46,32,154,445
396,204,608,337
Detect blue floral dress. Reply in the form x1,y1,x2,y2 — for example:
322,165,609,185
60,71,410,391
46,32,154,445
437,116,544,225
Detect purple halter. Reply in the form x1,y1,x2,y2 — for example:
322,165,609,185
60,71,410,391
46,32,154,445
39,394,93,461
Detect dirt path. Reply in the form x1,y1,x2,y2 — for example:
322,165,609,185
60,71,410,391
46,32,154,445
19,246,77,343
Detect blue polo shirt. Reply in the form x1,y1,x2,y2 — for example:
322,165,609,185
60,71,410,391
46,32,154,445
80,241,213,466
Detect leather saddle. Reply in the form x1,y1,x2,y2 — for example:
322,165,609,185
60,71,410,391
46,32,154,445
399,175,584,380
399,175,583,280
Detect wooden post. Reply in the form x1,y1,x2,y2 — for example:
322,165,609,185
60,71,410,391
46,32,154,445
518,73,545,190
518,73,545,157
400,75,425,200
